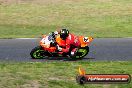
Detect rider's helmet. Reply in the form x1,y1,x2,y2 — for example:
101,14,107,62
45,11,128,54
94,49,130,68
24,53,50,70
60,28,69,40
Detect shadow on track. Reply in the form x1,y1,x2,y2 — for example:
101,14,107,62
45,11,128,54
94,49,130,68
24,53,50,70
31,57,95,61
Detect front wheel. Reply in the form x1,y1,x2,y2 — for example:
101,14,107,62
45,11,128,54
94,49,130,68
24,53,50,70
30,46,47,59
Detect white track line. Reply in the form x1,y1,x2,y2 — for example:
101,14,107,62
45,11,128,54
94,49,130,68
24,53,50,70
15,38,40,39
5,37,132,40
124,37,132,38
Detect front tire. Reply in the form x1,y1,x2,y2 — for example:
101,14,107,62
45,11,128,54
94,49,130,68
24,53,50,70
30,46,46,59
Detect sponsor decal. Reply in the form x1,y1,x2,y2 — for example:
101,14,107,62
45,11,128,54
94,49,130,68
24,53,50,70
76,67,131,84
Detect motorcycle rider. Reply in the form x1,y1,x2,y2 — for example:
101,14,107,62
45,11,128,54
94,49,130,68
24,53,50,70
54,28,81,57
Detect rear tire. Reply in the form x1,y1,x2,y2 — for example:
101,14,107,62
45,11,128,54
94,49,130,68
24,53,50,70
30,46,47,59
70,46,89,59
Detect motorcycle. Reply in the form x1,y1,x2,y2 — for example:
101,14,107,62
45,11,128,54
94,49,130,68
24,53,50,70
30,32,93,60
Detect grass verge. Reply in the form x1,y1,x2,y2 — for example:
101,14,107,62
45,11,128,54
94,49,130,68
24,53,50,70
0,0,132,38
0,61,131,88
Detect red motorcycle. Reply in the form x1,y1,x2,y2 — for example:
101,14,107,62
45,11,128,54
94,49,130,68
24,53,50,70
30,33,93,60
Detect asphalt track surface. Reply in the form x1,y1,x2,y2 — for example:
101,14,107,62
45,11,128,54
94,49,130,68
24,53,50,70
0,38,132,62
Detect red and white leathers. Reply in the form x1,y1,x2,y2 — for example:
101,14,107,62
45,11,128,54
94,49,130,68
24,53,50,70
61,33,80,52
55,30,81,55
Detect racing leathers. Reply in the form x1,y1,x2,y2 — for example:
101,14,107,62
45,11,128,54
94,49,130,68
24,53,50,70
55,31,81,56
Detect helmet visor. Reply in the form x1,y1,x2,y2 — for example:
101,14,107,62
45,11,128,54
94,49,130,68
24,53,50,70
60,33,67,40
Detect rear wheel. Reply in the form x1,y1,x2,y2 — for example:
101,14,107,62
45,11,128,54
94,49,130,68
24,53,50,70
70,46,89,59
30,46,47,59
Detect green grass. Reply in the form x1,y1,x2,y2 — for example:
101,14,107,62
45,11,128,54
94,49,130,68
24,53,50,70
0,0,132,38
0,61,131,88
